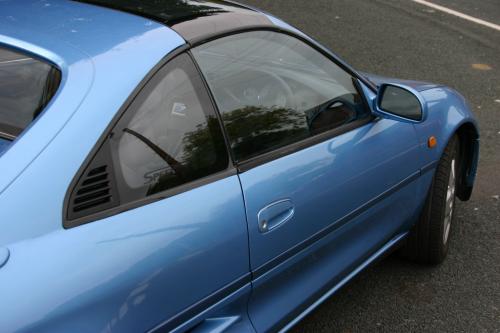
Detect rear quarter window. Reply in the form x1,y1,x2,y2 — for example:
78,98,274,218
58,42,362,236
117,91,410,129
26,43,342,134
0,46,61,140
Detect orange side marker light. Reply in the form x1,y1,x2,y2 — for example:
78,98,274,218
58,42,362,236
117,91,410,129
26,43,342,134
428,136,437,149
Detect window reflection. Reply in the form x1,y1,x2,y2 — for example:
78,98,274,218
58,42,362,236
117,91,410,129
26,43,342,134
114,54,228,199
0,47,60,138
193,31,368,161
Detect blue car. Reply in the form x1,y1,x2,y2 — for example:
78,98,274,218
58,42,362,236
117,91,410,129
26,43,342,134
0,1,479,332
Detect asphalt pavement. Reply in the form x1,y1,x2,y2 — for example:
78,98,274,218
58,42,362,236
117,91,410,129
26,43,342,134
240,0,500,332
430,0,500,24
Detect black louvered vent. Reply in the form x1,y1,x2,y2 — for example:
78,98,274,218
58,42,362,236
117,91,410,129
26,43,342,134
66,141,120,226
72,165,112,213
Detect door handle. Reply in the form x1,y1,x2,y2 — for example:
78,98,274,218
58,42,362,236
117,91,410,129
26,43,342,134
258,199,295,233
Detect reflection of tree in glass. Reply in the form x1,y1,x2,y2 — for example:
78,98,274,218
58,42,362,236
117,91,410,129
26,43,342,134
222,106,308,161
178,106,309,168
146,116,227,195
181,116,227,168
146,105,308,195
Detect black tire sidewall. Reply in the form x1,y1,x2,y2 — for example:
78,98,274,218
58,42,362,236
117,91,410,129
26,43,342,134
428,136,459,263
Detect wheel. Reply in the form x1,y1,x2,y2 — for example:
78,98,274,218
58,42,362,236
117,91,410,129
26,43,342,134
401,135,459,264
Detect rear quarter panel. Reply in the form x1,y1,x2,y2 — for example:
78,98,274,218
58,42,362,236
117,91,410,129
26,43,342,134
0,176,250,333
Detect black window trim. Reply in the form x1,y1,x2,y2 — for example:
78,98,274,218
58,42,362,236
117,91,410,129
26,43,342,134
0,126,18,141
187,51,237,164
189,26,376,172
64,25,377,228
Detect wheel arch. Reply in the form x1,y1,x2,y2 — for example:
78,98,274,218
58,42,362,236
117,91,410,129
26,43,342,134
455,121,479,201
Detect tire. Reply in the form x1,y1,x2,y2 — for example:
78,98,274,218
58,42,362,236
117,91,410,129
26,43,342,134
401,135,459,265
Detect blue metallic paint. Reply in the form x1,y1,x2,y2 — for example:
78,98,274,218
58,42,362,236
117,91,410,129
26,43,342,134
0,2,479,333
0,138,9,156
163,281,255,333
241,79,426,331
363,76,479,199
239,116,422,270
0,246,9,268
0,0,185,244
363,72,479,166
0,177,251,332
418,86,479,162
278,232,409,333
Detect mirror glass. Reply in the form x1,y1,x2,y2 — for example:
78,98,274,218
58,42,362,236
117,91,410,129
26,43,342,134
379,85,422,121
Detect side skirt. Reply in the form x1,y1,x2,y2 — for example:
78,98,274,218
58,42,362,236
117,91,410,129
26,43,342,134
279,232,409,333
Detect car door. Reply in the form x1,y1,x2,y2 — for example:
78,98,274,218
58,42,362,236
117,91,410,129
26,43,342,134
192,31,424,332
55,53,254,333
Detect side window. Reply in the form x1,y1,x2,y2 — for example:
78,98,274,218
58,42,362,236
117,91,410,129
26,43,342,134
0,46,61,139
111,53,229,201
192,31,369,162
67,53,229,222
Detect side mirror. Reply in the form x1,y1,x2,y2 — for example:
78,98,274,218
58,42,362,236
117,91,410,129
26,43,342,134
374,83,426,123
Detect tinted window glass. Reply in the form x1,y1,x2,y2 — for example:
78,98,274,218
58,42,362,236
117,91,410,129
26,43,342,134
192,31,369,162
0,46,61,139
109,54,228,202
379,85,422,121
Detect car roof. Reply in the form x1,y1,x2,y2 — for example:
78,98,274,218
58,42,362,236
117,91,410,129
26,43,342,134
0,0,185,64
0,0,275,72
73,0,274,44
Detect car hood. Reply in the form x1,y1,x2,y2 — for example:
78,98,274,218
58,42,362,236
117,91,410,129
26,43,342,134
361,72,443,92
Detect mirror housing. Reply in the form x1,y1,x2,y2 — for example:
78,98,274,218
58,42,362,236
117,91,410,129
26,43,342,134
373,83,427,123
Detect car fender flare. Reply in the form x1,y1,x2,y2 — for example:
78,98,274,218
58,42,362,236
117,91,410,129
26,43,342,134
416,86,479,202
